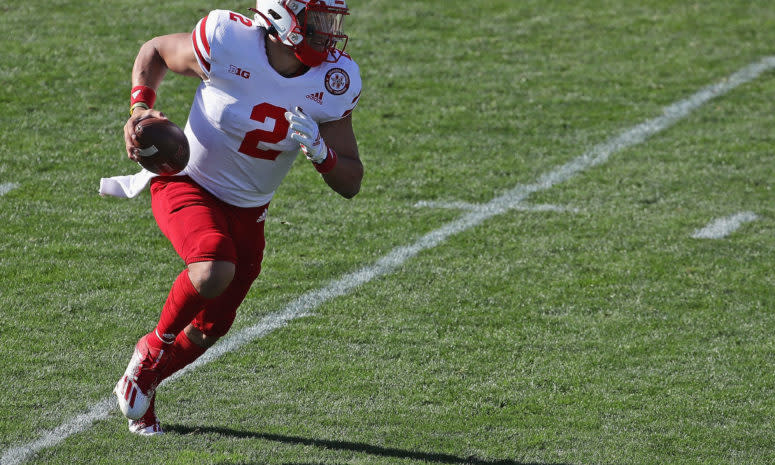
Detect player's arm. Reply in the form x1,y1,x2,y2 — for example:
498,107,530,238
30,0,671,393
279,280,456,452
285,108,363,199
318,115,363,198
132,33,205,86
124,33,204,160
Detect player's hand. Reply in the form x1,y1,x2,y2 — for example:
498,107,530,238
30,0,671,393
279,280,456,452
124,108,166,162
284,106,327,164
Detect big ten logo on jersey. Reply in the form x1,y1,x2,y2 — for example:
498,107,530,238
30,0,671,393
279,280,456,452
229,12,253,27
228,65,251,79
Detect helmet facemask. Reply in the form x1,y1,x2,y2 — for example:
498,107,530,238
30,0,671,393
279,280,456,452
252,0,349,67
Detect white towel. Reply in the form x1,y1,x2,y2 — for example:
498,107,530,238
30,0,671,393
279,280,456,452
99,169,156,198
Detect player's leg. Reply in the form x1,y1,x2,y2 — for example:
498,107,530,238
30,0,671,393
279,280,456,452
187,260,236,299
155,202,267,385
115,177,237,421
155,267,259,384
155,324,213,383
153,259,234,344
118,187,268,431
138,259,259,434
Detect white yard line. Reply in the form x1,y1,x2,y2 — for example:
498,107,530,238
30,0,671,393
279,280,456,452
414,200,480,210
414,200,578,213
0,183,18,196
691,211,759,239
512,203,579,213
3,56,775,465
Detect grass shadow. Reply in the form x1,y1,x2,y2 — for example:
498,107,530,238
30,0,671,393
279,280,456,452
165,424,572,465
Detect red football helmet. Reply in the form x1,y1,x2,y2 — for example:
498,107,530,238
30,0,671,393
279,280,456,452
251,0,349,67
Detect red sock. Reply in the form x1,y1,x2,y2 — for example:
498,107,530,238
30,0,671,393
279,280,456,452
158,330,207,382
155,270,209,343
140,329,174,359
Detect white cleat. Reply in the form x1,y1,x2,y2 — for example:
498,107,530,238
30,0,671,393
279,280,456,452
114,335,167,420
128,419,164,436
128,393,164,436
128,413,164,435
114,370,154,420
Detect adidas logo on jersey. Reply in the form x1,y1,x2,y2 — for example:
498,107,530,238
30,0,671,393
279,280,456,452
305,92,324,104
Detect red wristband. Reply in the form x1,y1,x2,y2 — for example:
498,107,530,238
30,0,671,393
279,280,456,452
314,147,338,174
130,85,156,108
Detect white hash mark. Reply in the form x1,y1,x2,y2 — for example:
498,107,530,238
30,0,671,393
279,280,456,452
691,211,759,239
0,183,19,196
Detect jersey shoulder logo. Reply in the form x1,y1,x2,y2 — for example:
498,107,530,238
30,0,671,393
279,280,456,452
324,68,350,95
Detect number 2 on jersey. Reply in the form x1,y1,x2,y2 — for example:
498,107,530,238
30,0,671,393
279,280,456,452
238,103,289,160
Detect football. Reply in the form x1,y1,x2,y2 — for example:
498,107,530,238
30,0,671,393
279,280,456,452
134,117,190,175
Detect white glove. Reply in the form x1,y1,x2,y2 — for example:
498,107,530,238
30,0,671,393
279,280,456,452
285,106,328,164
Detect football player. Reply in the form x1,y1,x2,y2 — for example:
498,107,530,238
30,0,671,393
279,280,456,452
110,0,363,435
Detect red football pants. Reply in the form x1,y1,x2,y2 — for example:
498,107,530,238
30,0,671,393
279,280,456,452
150,176,267,337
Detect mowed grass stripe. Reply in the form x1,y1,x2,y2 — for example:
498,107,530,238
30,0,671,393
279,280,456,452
4,56,774,465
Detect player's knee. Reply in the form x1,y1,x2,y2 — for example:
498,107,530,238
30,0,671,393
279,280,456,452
187,260,235,298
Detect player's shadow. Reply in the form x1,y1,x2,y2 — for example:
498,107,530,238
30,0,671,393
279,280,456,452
165,424,571,465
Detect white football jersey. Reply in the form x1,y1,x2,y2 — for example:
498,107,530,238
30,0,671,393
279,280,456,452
183,9,362,207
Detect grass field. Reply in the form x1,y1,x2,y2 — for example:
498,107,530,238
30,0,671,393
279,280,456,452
2,0,775,464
